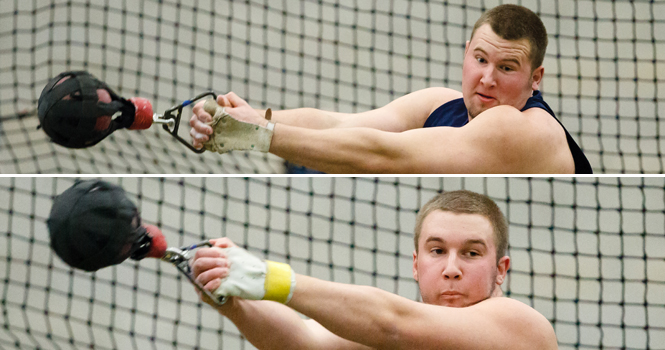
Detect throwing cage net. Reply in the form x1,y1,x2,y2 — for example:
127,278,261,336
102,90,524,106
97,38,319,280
1,177,664,349
1,0,664,173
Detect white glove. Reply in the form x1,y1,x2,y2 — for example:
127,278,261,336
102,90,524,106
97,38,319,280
202,99,275,154
212,246,296,304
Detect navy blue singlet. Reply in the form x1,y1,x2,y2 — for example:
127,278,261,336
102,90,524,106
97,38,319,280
423,90,592,174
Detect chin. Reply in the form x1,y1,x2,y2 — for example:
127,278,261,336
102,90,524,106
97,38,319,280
468,106,484,120
435,295,469,308
438,299,467,308
467,100,491,119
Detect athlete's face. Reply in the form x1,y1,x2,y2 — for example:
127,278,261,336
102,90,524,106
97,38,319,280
462,24,544,119
413,210,509,308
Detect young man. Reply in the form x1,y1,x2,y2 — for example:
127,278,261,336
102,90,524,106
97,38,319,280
190,4,592,174
191,190,558,349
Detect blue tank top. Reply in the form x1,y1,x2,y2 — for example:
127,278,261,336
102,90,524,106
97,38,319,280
424,90,592,174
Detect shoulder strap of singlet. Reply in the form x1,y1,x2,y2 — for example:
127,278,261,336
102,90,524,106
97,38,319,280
422,91,593,174
423,98,468,128
523,91,593,174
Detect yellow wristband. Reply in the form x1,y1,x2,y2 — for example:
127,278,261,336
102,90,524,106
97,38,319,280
263,260,294,303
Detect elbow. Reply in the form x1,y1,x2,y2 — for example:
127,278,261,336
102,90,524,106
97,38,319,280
372,312,417,350
368,152,417,174
347,287,405,349
378,327,402,350
314,129,412,174
366,295,416,349
354,155,396,174
347,153,407,174
355,138,412,174
359,311,401,349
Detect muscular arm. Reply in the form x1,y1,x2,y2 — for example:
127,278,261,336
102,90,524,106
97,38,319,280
269,105,573,173
193,240,370,350
215,298,371,350
256,87,460,132
193,242,557,350
190,89,573,173
190,87,459,145
289,275,558,350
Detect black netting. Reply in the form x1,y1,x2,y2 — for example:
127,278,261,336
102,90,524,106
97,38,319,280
1,1,663,173
1,177,663,349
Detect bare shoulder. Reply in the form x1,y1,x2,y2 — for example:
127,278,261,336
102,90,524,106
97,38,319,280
473,105,563,135
406,87,463,114
465,105,574,173
352,87,463,132
399,295,557,349
419,86,464,100
472,297,558,350
521,106,568,135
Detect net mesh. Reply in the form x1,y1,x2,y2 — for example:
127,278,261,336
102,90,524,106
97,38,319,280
1,0,664,174
1,177,664,349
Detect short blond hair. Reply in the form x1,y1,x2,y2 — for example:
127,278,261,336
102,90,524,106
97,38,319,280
414,190,508,262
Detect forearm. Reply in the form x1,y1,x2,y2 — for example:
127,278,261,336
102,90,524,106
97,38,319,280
269,124,409,173
219,297,319,350
288,276,558,350
255,107,349,130
288,275,418,349
255,87,457,132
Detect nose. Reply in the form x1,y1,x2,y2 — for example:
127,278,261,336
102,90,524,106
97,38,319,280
479,65,496,87
442,253,462,280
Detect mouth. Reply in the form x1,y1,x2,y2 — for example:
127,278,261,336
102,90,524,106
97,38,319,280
441,291,463,297
475,92,496,103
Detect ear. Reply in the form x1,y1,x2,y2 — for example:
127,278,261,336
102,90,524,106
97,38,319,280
412,250,419,282
495,255,510,286
531,66,544,91
465,40,470,56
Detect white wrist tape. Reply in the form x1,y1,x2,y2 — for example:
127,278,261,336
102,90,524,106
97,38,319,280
212,247,296,304
202,99,274,154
